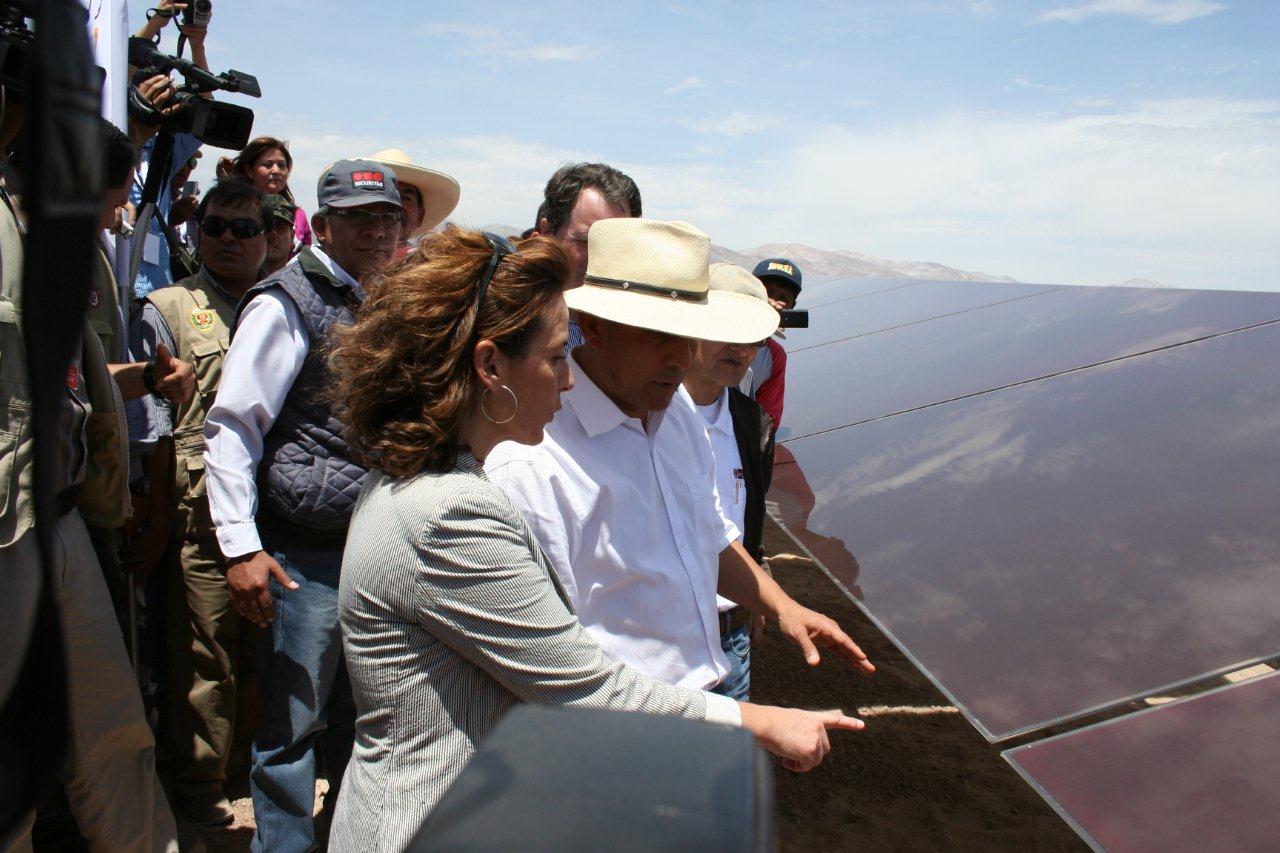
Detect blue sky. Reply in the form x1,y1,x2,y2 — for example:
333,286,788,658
170,0,1277,290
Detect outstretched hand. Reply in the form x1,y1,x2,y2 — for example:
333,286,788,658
776,603,876,673
153,343,196,405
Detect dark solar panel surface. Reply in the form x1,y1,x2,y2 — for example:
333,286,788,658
1005,672,1280,852
769,308,1280,740
777,282,1280,441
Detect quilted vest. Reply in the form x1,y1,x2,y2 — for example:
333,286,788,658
146,270,238,539
236,247,367,532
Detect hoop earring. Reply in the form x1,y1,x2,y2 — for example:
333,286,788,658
481,384,518,424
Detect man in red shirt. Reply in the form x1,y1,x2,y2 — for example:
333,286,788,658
747,258,802,428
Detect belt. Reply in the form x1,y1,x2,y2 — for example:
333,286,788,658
719,606,751,637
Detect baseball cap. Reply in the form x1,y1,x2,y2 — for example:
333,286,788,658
317,159,402,210
263,194,296,227
752,257,802,293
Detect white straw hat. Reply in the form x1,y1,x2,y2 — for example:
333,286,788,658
565,219,779,344
364,148,461,237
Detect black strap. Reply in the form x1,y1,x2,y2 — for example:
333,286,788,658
583,274,705,304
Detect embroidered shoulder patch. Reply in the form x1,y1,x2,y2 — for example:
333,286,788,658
190,307,217,332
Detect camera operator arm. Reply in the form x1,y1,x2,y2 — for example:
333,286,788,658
134,0,186,42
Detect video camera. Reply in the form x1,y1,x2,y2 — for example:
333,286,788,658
0,2,32,95
779,309,809,329
126,35,258,149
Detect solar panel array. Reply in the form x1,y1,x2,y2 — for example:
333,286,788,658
1004,671,1280,852
769,278,1280,740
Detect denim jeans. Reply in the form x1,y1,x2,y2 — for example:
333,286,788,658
250,523,351,853
711,624,751,702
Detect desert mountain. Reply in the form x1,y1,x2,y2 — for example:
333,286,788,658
710,243,1018,283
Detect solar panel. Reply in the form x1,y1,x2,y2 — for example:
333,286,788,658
1004,671,1280,852
770,318,1280,740
778,283,1280,441
791,280,1062,350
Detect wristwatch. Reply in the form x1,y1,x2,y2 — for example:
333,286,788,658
142,359,159,394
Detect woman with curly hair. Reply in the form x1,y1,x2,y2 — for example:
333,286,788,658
218,136,312,247
327,228,863,850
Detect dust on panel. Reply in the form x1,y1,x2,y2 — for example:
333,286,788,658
1005,671,1280,852
770,321,1280,739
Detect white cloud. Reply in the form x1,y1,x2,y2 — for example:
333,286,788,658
845,97,875,108
1037,0,1227,25
680,110,782,137
661,76,706,96
418,22,600,62
773,97,1280,290
967,1,997,17
1075,96,1114,107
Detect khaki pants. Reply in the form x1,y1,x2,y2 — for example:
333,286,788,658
164,530,253,801
3,509,177,853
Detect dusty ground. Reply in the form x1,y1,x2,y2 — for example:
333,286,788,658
753,521,1085,852
39,519,1086,851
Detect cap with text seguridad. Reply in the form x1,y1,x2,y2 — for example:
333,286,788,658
751,257,802,293
317,159,402,210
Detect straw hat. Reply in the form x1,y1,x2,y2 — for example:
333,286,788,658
364,148,460,237
565,219,779,344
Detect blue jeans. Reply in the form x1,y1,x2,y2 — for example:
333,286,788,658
712,624,751,702
250,524,351,852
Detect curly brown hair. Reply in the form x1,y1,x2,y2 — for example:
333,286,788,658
329,228,568,478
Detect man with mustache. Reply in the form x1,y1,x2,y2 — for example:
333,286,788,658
203,160,402,850
486,219,874,699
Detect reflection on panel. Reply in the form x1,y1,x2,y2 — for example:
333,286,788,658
770,321,1280,740
1005,672,1280,852
796,276,926,309
789,280,1061,351
780,284,1280,441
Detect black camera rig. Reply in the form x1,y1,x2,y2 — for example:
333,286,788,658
127,34,259,150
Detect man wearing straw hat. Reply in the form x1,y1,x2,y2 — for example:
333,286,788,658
486,219,875,693
366,148,460,257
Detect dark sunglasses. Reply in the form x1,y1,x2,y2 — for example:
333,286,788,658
330,208,404,230
199,216,264,240
474,231,519,314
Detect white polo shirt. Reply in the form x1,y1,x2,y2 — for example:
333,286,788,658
694,389,747,615
485,352,739,690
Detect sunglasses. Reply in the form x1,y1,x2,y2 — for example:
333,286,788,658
199,216,264,240
330,208,404,230
474,231,519,315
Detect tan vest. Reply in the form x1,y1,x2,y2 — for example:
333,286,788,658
86,240,124,361
0,194,129,537
0,187,34,547
146,272,237,539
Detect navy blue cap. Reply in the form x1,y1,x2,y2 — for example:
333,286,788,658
752,257,802,293
317,159,402,210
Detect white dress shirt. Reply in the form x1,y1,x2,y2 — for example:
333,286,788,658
695,390,747,614
485,353,740,691
203,246,355,558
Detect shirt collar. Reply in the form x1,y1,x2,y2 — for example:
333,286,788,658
308,245,360,289
197,265,241,305
695,387,735,436
567,349,667,438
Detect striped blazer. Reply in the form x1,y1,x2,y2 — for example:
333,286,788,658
330,453,715,852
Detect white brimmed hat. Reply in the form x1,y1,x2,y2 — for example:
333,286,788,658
565,219,779,344
364,148,461,237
